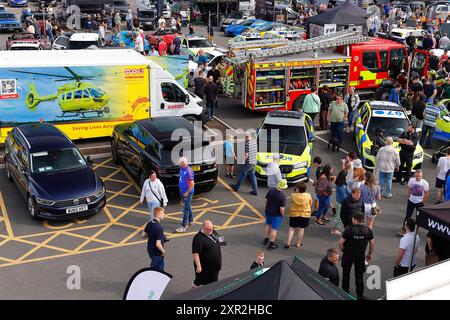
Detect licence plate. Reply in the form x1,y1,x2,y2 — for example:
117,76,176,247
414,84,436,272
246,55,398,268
66,205,88,214
191,166,201,172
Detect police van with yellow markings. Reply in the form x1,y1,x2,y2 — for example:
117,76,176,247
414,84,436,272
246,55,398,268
255,111,315,183
354,101,424,170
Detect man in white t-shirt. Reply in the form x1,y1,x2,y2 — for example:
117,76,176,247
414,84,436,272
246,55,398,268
400,170,429,235
394,218,420,277
436,147,450,203
134,30,145,55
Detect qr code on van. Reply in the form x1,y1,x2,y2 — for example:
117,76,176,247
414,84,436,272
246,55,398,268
1,79,16,95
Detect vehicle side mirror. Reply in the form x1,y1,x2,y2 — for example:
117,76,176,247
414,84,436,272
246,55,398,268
309,133,315,142
86,156,94,166
185,94,190,105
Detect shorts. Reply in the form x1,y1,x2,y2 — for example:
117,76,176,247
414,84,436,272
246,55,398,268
226,156,235,165
289,217,310,228
265,215,283,230
364,202,377,219
436,178,446,189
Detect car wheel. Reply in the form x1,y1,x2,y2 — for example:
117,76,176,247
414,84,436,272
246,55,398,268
111,141,121,164
27,195,38,220
5,163,12,182
292,95,305,111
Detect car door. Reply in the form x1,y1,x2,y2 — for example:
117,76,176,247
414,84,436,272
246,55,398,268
127,124,149,178
157,81,188,117
8,133,29,198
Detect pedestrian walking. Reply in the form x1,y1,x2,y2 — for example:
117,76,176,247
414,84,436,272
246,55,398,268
285,182,311,248
134,30,145,55
394,218,420,277
192,220,222,287
332,170,350,236
436,147,450,203
230,132,258,196
328,93,348,147
302,86,320,122
340,188,365,229
319,85,332,130
314,164,334,225
250,250,265,269
224,135,236,178
141,207,166,271
375,137,400,198
194,69,207,98
140,170,168,221
318,248,340,287
359,172,381,230
339,213,375,300
266,153,282,190
263,179,287,250
396,124,419,185
114,12,122,32
399,170,429,235
175,157,195,233
204,76,218,121
171,32,181,55
207,22,214,45
420,98,441,149
126,9,133,30
344,87,360,133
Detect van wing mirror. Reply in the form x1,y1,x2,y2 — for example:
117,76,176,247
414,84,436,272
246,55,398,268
86,156,94,166
185,94,190,105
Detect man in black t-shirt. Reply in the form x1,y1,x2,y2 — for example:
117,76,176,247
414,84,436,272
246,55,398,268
263,179,287,250
396,124,418,184
339,213,375,300
192,220,222,287
141,207,166,271
318,248,340,287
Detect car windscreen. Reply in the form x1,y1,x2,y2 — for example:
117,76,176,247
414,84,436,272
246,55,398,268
67,40,99,49
31,148,87,174
138,11,154,18
259,124,307,155
0,13,16,20
189,39,213,48
367,116,409,138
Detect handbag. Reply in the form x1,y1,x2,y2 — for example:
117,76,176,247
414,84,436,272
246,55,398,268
148,180,163,207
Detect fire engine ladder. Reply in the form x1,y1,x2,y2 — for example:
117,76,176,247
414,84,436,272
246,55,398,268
228,37,290,51
227,29,371,65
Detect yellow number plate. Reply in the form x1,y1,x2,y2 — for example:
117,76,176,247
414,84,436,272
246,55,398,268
191,166,201,172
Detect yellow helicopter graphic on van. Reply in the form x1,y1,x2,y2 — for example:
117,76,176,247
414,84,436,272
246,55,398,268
9,67,111,118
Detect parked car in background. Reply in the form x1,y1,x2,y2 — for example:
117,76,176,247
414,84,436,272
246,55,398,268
178,34,226,57
112,0,130,19
220,11,252,31
224,19,267,36
8,0,28,7
111,117,218,193
0,12,22,32
6,32,49,49
146,28,177,48
4,124,106,220
53,32,104,50
137,8,157,30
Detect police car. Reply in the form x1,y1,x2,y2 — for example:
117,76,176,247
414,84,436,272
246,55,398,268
255,111,315,183
354,101,424,170
434,99,450,142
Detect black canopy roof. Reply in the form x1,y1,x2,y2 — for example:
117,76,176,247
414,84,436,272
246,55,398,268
171,256,354,300
307,0,370,26
417,201,450,241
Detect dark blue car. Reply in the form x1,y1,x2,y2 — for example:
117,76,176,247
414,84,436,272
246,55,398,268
8,0,29,7
0,12,22,32
4,124,106,220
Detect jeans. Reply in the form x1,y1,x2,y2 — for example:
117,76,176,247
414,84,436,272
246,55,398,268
316,194,331,219
332,202,345,231
147,200,160,221
404,200,423,227
319,110,329,130
330,122,344,145
181,192,194,228
207,100,215,120
378,171,394,196
410,116,423,130
234,164,258,194
396,150,413,182
348,109,355,128
150,255,165,271
342,254,366,298
420,124,435,147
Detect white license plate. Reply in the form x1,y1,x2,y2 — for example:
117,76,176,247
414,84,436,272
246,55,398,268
66,205,88,214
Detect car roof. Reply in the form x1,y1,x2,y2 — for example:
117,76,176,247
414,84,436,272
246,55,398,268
70,33,100,41
264,111,305,127
184,34,207,40
15,124,73,153
136,117,194,144
368,101,403,109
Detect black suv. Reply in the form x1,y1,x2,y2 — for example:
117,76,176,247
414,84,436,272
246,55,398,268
111,117,218,192
4,124,106,220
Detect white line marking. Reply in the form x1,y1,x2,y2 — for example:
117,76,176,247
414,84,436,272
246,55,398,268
213,116,237,132
203,124,220,137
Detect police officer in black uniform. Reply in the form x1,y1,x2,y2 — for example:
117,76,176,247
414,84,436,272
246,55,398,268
396,124,419,185
339,213,375,300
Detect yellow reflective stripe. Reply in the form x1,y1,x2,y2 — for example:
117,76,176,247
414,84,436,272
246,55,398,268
360,70,377,81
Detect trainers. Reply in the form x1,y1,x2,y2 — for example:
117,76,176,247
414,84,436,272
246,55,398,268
268,243,279,250
175,226,187,233
187,222,194,227
263,238,269,246
229,184,238,192
400,180,407,185
383,193,393,198
249,190,258,196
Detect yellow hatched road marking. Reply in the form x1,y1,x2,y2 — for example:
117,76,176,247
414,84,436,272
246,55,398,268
16,233,61,262
0,191,15,238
